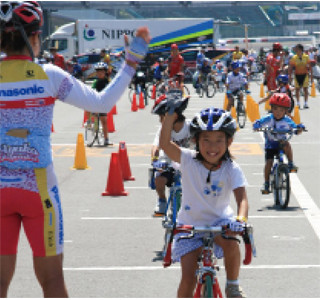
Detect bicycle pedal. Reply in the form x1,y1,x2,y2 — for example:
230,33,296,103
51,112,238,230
153,212,165,218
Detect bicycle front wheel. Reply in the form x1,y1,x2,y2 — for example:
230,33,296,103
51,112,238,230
207,82,216,98
236,101,247,128
202,275,213,298
275,164,290,208
85,121,97,147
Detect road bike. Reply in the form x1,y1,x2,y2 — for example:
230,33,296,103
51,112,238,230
163,224,256,298
197,73,216,98
255,127,306,208
84,113,104,147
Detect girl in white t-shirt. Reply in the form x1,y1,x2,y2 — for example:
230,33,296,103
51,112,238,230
159,106,249,298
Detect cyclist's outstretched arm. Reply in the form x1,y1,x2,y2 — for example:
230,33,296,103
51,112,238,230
159,112,181,164
47,27,150,114
233,186,249,221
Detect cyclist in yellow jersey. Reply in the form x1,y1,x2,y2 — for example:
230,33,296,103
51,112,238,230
232,46,243,61
289,44,313,109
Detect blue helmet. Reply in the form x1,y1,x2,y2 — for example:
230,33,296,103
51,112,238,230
94,62,108,70
231,61,240,69
190,107,237,138
277,74,289,84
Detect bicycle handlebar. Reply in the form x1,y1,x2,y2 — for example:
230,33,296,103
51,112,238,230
163,224,256,268
255,127,307,142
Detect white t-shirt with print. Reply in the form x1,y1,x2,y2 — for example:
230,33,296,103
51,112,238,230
177,148,248,226
153,119,191,161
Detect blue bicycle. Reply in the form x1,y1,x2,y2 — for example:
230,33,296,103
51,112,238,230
255,127,306,208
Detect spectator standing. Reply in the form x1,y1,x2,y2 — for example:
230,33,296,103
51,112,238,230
265,43,284,92
49,46,66,70
168,44,185,78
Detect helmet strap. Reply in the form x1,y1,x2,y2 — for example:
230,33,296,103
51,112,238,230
17,25,35,61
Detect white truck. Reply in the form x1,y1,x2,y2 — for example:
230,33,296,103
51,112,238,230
46,18,214,60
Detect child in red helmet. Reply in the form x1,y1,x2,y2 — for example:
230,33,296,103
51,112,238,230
253,93,304,194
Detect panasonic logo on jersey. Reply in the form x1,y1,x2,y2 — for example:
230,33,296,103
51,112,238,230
0,85,45,97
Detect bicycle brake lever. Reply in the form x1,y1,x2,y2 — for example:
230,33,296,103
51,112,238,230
177,232,195,241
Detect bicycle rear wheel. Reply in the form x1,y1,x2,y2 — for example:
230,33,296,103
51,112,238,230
128,88,134,103
207,82,216,98
182,84,190,97
236,100,247,128
85,120,98,147
275,164,290,208
146,83,154,99
202,275,213,298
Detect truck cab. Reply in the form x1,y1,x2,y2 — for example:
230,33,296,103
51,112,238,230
44,22,76,60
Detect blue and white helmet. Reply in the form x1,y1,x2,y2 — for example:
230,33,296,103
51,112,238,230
190,107,237,138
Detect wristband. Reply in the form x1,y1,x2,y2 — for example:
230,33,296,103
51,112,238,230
236,216,247,223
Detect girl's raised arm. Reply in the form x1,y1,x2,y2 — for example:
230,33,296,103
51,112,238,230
159,113,181,164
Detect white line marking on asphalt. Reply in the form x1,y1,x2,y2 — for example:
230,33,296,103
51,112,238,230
290,174,320,240
81,215,305,221
257,132,320,240
63,264,320,271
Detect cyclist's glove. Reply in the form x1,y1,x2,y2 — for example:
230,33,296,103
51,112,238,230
253,120,261,130
294,123,305,134
125,36,149,64
228,220,245,232
167,95,189,115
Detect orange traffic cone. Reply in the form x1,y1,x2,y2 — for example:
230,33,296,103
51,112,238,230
118,141,135,181
223,94,228,110
131,92,138,112
293,105,301,124
102,152,128,196
152,84,156,100
260,83,265,98
311,82,316,97
139,91,145,109
107,113,115,133
83,110,88,127
110,105,117,115
73,133,89,170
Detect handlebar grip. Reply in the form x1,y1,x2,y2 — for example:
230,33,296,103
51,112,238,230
163,242,172,268
243,243,252,265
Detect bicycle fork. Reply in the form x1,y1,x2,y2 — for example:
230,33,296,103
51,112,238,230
193,247,223,298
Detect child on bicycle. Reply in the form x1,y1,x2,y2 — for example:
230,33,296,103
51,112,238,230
253,93,304,194
89,62,113,146
258,74,295,116
151,95,191,215
160,102,249,298
226,61,249,111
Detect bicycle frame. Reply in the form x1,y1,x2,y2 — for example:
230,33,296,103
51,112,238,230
163,224,256,298
255,127,305,208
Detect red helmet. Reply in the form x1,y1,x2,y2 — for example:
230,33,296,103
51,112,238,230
273,42,282,51
0,1,43,32
269,93,290,108
171,43,178,50
152,95,168,115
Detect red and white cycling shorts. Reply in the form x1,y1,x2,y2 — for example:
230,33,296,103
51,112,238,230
0,164,64,257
